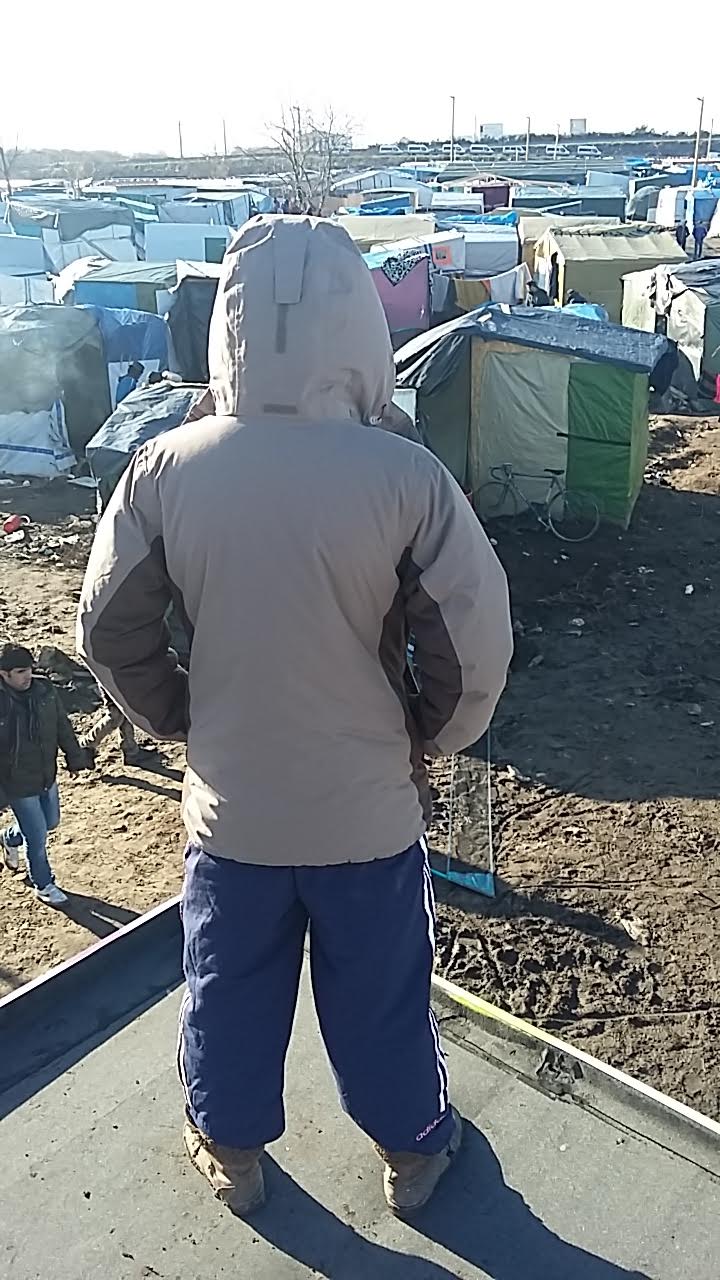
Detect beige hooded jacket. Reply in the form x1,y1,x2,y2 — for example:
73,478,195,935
77,216,512,866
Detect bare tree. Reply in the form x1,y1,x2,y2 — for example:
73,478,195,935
268,105,351,214
0,142,20,200
62,156,97,197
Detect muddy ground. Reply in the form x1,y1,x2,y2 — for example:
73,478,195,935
0,481,185,994
1,416,719,1118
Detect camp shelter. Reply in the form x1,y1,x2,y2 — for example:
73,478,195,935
655,186,691,228
166,263,222,382
145,222,232,264
86,382,206,507
394,306,671,528
0,304,110,455
73,261,179,314
335,214,435,252
363,248,430,346
534,224,685,322
622,260,720,398
78,305,175,406
517,215,621,268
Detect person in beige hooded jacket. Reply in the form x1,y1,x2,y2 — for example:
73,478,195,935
77,215,512,1216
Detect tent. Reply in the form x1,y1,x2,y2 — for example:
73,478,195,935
517,215,621,267
86,382,206,507
0,304,110,458
73,261,179,314
394,306,672,528
534,224,685,322
622,260,720,398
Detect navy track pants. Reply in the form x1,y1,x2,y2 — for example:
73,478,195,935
179,841,454,1154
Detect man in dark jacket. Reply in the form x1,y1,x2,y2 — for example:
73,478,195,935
0,643,88,906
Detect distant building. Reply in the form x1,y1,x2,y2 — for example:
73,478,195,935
480,122,504,139
570,118,588,136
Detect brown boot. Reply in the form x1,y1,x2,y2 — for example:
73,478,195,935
183,1118,265,1214
378,1108,463,1216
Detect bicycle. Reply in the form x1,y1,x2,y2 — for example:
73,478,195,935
474,464,600,543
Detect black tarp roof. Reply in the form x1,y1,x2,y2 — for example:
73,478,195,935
395,305,672,392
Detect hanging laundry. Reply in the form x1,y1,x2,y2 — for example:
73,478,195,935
488,263,532,305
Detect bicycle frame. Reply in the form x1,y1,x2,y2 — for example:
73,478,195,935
491,466,562,525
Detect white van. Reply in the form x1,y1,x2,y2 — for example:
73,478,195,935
545,143,571,157
379,144,401,154
441,143,466,156
577,144,602,158
469,144,495,156
407,144,431,154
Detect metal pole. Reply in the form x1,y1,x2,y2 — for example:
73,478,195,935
553,122,560,161
691,96,704,189
525,116,531,162
450,95,456,164
177,120,184,161
707,117,714,159
222,118,228,158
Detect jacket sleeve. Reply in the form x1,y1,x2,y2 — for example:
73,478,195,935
406,459,513,756
76,448,189,742
52,687,86,770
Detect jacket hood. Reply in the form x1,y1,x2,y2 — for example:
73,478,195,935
209,214,396,423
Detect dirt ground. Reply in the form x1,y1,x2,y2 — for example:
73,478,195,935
433,413,720,1119
1,416,719,1118
0,480,185,995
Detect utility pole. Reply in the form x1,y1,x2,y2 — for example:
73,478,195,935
222,118,228,159
691,96,704,189
707,117,714,159
178,120,184,161
525,116,531,162
553,122,560,161
450,95,456,164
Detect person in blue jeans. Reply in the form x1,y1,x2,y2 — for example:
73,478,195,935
0,643,88,906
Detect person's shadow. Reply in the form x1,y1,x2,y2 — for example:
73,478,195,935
246,1122,651,1279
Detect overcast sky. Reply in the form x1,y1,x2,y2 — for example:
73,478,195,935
2,0,715,155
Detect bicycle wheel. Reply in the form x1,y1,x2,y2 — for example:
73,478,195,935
474,481,521,521
547,488,600,542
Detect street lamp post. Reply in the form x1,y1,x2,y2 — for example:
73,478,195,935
707,118,714,159
525,116,531,162
691,96,705,189
450,95,456,164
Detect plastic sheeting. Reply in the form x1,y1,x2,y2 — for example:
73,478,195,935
167,275,219,382
368,257,430,339
8,199,135,241
78,306,174,406
463,226,519,277
0,404,75,478
395,305,672,379
0,305,110,453
86,383,206,505
0,235,52,276
0,275,54,305
145,223,232,264
470,345,569,508
565,363,645,526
